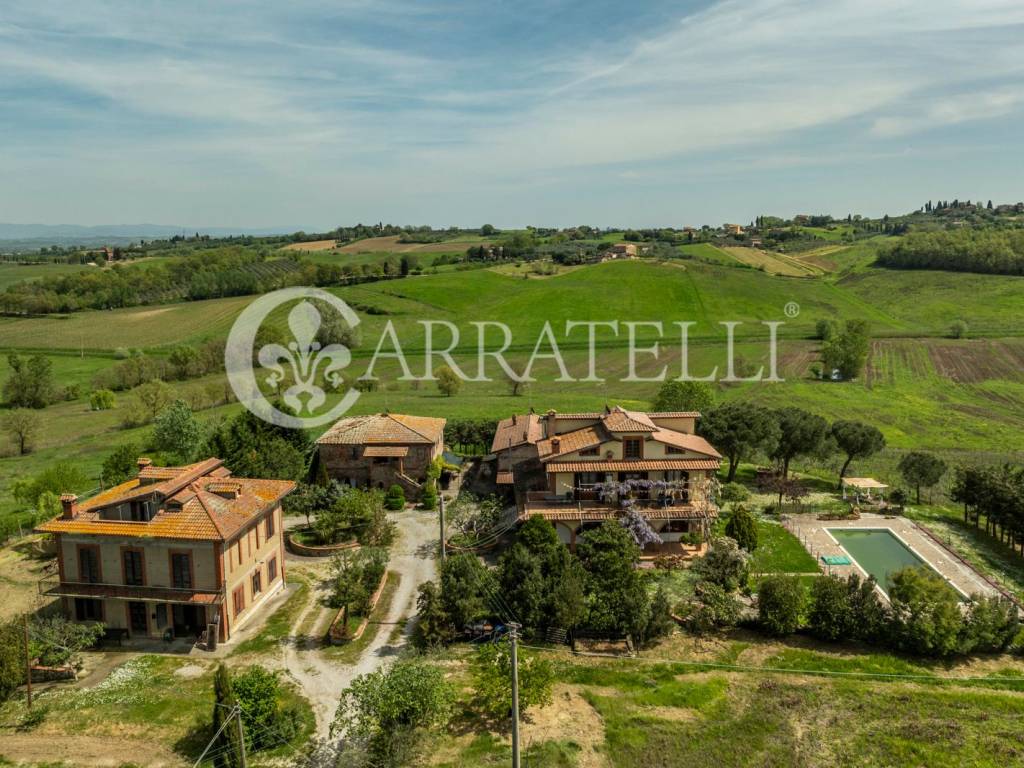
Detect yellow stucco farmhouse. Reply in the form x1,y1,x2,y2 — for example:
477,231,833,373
36,457,293,645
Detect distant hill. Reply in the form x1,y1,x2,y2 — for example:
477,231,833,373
0,222,311,250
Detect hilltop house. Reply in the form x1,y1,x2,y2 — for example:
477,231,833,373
316,412,446,498
492,406,722,551
36,458,293,645
605,242,639,259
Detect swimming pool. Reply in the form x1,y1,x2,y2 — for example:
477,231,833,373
827,528,934,596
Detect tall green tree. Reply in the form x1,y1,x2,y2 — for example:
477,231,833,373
898,451,948,504
497,543,545,630
651,380,715,413
3,353,56,409
770,407,828,478
724,504,758,552
830,420,886,486
152,399,203,463
1,409,41,455
821,320,871,380
575,521,649,637
699,402,780,482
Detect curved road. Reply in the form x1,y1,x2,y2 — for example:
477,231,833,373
282,508,438,738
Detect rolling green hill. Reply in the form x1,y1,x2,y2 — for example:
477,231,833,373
1,254,1023,523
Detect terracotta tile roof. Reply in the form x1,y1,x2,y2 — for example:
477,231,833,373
545,459,721,473
363,445,409,457
537,425,606,460
36,461,294,542
317,413,445,445
600,407,657,432
491,413,544,453
650,430,722,459
648,411,702,419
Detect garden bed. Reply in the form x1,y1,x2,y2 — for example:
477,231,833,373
327,569,390,644
286,529,359,557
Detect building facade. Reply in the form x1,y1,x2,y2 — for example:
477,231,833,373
493,407,722,552
36,458,293,644
316,412,446,498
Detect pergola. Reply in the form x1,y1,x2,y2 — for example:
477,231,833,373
841,477,888,500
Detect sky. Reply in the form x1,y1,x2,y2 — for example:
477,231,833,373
2,0,1024,230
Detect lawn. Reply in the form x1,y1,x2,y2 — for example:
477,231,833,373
0,262,91,290
422,634,1024,768
749,519,819,574
321,571,402,663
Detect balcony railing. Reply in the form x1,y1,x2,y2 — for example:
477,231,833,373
525,490,692,507
39,578,224,604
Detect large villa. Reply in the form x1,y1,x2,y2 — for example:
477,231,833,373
491,406,722,551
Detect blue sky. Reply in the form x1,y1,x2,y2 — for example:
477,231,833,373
2,0,1024,229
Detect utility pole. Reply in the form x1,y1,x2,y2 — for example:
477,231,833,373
439,491,447,562
509,622,522,768
23,614,32,710
236,705,248,768
192,705,246,768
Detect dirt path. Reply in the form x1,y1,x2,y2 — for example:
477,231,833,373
281,509,438,738
0,735,186,767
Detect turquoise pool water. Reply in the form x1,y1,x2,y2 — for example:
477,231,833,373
828,528,934,595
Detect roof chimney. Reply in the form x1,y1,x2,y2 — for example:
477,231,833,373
137,457,153,471
546,409,557,436
60,493,79,520
512,414,517,425
551,437,561,453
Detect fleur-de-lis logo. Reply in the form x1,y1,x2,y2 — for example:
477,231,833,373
257,301,351,414
225,287,361,429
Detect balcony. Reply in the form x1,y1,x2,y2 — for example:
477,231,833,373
39,578,224,605
520,489,709,522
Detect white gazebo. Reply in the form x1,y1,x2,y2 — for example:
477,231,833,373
841,477,888,501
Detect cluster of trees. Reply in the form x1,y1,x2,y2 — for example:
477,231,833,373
952,464,1024,556
877,229,1024,276
758,568,1019,658
699,400,887,490
285,483,394,547
814,319,871,380
414,518,673,647
3,353,68,408
444,417,499,454
93,342,226,392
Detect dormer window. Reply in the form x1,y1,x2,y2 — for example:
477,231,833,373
579,446,600,457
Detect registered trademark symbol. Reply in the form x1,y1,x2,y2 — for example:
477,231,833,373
784,301,800,318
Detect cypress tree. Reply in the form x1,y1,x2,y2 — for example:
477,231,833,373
212,663,242,768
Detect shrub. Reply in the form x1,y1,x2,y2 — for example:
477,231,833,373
757,575,804,636
233,666,301,752
724,505,758,552
960,595,1020,653
384,485,406,511
682,581,741,635
89,389,116,411
720,482,750,503
887,567,963,657
693,537,750,592
807,574,854,642
949,319,969,339
334,658,455,765
472,642,554,720
0,619,25,703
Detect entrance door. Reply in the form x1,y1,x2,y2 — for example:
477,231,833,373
172,605,203,637
127,601,148,636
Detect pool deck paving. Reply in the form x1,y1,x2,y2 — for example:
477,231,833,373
782,512,1000,600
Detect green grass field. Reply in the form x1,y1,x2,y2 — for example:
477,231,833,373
0,261,91,289
1,257,1023,527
